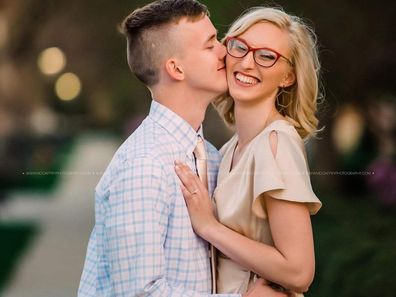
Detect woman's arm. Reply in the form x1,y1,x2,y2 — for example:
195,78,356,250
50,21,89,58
175,161,315,293
207,195,315,293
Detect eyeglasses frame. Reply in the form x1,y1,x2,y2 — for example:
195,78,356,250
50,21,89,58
225,36,294,68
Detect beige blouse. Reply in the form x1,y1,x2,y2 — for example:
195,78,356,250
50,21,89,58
214,120,322,295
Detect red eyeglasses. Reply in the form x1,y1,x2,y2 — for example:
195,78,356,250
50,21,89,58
226,37,293,68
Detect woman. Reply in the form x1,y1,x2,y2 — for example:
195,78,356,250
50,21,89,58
175,6,322,296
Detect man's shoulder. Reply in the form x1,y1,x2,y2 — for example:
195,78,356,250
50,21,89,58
123,117,170,157
102,119,168,174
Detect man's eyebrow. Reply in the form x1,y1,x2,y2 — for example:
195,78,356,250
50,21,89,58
205,31,218,43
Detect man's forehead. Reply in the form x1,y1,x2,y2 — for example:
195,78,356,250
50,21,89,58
174,15,217,41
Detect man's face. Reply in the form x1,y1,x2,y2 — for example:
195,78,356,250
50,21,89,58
174,16,227,99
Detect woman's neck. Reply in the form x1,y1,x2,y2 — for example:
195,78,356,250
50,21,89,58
234,97,282,148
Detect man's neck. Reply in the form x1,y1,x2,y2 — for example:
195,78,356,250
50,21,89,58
151,86,210,132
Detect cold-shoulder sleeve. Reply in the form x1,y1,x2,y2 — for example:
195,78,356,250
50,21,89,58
251,129,322,219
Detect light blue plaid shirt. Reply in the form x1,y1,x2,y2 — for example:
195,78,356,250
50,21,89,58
79,100,240,297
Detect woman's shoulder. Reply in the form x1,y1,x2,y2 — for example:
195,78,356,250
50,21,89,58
251,120,321,216
255,119,304,154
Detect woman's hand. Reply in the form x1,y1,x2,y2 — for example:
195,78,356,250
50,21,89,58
174,160,218,237
244,278,294,297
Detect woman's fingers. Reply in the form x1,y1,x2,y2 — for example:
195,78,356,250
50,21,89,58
174,160,202,192
174,161,217,237
246,278,290,297
174,160,210,203
180,184,192,204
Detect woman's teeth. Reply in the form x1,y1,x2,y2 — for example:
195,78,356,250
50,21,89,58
235,73,258,85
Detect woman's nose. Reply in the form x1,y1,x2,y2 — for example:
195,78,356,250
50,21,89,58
240,51,255,69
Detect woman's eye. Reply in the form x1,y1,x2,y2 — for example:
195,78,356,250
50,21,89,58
258,52,276,61
236,45,247,52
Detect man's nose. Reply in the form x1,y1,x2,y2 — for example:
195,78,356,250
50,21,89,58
218,43,227,59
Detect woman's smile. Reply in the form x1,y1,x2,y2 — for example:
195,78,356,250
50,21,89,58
234,71,260,86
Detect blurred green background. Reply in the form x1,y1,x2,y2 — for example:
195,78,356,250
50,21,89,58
0,0,395,296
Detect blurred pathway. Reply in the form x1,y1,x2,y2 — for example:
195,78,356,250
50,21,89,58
1,135,119,297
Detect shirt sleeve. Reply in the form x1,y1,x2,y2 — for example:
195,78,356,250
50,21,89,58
104,156,240,297
251,131,322,219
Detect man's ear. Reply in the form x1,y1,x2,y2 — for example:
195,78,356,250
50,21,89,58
165,58,184,81
281,70,296,88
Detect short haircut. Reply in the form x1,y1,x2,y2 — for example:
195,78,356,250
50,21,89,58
120,0,209,86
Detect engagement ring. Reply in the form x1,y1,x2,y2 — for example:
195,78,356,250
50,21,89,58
190,188,199,195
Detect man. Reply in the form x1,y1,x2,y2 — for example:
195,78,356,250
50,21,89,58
78,1,288,296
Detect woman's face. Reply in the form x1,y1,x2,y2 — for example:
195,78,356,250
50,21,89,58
225,22,295,104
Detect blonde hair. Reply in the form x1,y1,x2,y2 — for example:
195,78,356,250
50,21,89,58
214,6,322,140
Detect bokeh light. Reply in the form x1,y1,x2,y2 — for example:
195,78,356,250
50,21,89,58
0,16,8,49
333,105,365,155
37,47,66,75
55,72,81,101
29,107,59,135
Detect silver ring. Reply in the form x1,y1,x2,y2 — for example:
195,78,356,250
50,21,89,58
190,188,199,195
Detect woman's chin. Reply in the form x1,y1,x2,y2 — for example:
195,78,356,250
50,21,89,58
229,88,256,103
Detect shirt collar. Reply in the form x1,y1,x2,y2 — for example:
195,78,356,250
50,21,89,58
149,100,203,153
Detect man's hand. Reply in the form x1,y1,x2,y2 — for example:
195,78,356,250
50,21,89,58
243,278,294,297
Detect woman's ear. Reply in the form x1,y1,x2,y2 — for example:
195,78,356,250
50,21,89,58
165,58,184,81
281,70,296,88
